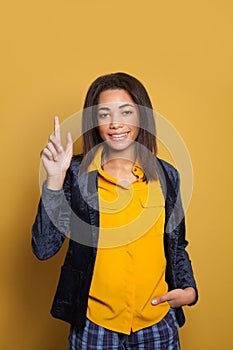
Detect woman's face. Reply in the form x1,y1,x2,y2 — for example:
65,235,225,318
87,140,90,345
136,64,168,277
97,89,140,153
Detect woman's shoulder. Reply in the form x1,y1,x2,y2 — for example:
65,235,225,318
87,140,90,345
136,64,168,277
156,157,178,173
71,153,84,163
67,154,84,173
156,157,179,184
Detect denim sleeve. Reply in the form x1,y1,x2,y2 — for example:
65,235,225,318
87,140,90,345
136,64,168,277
31,169,72,260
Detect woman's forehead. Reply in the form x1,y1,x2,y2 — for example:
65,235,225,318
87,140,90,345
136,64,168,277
98,89,134,105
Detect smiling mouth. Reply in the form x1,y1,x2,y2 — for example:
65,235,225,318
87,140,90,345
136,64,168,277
108,132,129,141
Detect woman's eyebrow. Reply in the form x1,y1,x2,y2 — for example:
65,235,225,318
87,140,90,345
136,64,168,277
119,103,135,109
97,106,111,111
97,103,135,111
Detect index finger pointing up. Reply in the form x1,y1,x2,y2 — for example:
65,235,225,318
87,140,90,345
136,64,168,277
54,115,61,141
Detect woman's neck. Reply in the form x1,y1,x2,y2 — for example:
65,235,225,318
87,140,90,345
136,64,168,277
103,147,136,167
102,148,137,183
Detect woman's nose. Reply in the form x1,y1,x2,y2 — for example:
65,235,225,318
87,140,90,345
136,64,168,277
109,113,123,128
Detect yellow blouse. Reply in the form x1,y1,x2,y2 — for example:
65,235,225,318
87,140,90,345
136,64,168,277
87,149,170,334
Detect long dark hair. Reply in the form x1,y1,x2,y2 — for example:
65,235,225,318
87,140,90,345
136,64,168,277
81,72,158,181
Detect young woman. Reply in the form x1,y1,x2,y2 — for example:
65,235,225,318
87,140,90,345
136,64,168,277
32,72,198,349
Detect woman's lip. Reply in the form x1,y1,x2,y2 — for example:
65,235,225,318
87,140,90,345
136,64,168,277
108,132,129,141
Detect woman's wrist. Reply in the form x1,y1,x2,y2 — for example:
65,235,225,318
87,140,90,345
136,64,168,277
46,174,65,190
184,287,196,305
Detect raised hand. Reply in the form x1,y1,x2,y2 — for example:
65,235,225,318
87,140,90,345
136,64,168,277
41,116,73,190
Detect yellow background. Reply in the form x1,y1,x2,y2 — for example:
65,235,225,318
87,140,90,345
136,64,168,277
1,0,232,349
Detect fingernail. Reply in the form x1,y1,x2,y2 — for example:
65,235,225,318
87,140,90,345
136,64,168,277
59,145,63,152
151,299,157,305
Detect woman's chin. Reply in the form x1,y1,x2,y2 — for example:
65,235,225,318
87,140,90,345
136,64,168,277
104,139,136,153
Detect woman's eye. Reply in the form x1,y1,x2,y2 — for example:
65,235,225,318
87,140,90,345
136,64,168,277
122,110,133,116
98,113,110,118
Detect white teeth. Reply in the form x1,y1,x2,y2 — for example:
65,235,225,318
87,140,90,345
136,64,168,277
111,133,127,138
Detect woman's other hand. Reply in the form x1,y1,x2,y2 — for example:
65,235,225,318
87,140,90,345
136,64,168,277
151,287,196,308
